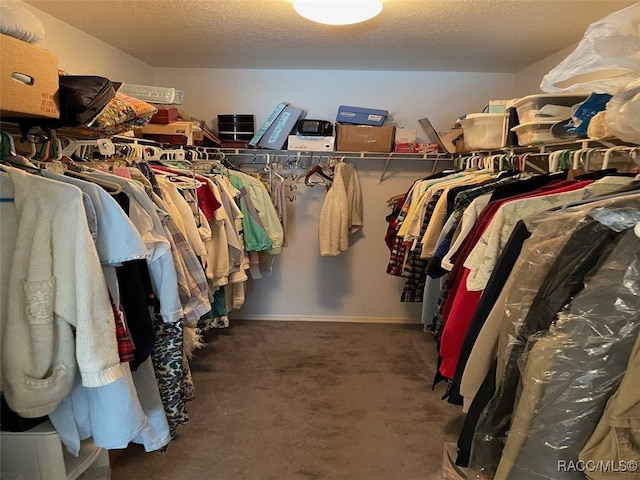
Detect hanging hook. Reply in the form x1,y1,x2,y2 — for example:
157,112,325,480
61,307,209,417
602,145,633,170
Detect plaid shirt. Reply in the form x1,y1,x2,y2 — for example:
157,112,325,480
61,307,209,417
386,173,452,277
162,215,212,327
450,175,520,224
425,176,522,279
386,190,414,276
401,192,442,302
109,292,136,363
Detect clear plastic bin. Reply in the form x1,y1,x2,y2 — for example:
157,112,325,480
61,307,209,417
511,121,558,145
512,94,587,123
460,113,506,150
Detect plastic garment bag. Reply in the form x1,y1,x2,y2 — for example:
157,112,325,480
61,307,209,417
605,78,640,145
467,196,640,479
495,228,640,479
541,3,640,95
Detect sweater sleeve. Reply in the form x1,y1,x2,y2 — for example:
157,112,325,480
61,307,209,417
54,191,122,387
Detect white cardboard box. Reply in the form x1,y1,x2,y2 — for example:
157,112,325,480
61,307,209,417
287,135,335,151
394,127,416,144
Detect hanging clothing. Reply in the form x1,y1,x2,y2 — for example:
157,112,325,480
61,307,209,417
151,317,189,437
229,170,284,254
579,327,640,480
494,228,640,480
49,359,170,456
90,170,183,324
318,162,363,256
270,177,289,247
468,199,640,477
439,180,610,380
455,191,640,468
0,168,122,418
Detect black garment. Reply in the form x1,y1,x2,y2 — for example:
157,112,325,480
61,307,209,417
468,219,621,476
116,260,157,370
488,171,567,202
488,174,550,202
426,175,521,279
110,191,157,371
574,167,618,180
446,220,532,406
455,362,497,467
0,395,47,432
445,178,497,218
111,191,130,214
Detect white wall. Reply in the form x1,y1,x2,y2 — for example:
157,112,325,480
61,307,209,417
155,69,514,140
513,43,578,97
21,1,154,84
236,158,448,323
153,68,516,322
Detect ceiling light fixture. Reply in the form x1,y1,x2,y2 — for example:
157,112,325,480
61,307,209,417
293,0,383,26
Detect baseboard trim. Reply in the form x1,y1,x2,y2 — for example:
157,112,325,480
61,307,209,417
228,313,422,325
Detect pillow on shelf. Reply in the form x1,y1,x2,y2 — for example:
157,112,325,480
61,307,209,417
0,2,45,43
84,92,158,135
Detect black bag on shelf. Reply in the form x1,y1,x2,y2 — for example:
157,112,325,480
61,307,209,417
57,75,116,127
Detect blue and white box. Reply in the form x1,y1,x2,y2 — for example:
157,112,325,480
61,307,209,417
336,105,388,126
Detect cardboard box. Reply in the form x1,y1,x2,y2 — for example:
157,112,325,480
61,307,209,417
141,133,193,146
150,106,179,124
336,105,388,126
257,105,304,150
394,143,440,154
141,121,193,144
287,135,335,151
0,34,59,118
336,124,395,153
141,121,192,135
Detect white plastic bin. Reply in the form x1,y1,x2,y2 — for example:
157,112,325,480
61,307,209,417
511,121,558,145
512,94,587,124
0,421,110,480
460,113,505,150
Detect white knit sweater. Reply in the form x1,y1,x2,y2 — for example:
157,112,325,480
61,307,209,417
0,168,122,418
318,162,363,256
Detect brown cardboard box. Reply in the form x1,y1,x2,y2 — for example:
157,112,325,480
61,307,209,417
141,121,194,145
336,124,395,153
141,121,192,136
149,106,179,124
0,34,59,118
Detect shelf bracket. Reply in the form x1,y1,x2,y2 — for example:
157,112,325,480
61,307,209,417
379,153,393,183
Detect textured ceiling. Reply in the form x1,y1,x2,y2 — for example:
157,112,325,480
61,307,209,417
25,0,637,72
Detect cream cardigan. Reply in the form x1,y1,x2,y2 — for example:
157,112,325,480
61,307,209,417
319,162,363,256
0,168,121,418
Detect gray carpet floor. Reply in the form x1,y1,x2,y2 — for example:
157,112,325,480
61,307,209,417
111,320,464,480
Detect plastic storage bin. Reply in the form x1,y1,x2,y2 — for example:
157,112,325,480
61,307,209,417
0,420,110,480
512,94,587,124
511,121,557,145
460,113,505,150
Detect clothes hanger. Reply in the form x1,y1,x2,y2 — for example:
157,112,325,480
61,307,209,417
59,138,116,160
156,170,203,190
65,169,123,195
304,164,333,187
602,146,634,170
0,131,42,174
